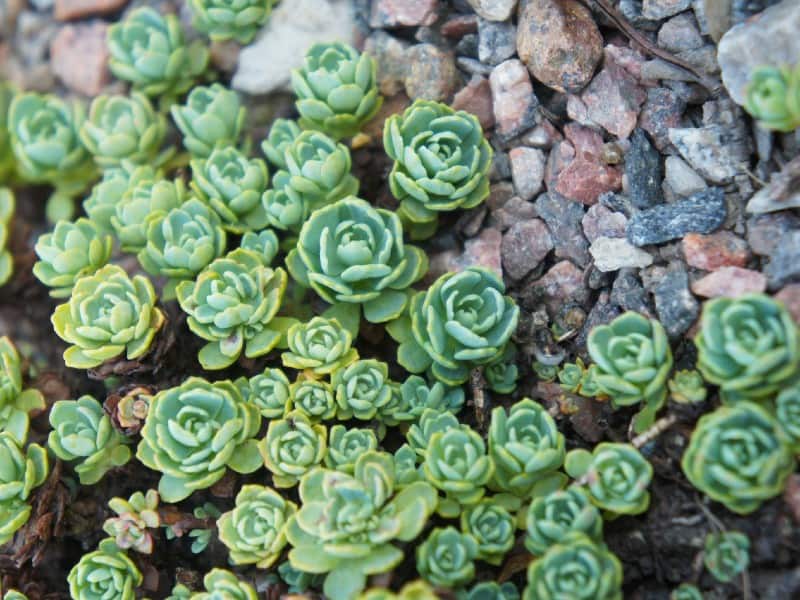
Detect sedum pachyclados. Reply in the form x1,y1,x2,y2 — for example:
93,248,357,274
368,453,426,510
460,500,515,565
286,196,427,325
0,336,46,445
291,42,382,140
80,92,171,169
191,569,258,600
261,118,302,170
525,486,603,556
83,162,159,233
137,377,262,502
0,432,49,546
587,311,673,433
704,531,750,583
668,369,707,404
103,489,160,554
281,316,358,377
48,395,131,484
359,581,438,600
682,401,795,514
191,146,270,233
776,383,800,452
67,538,142,600
325,424,378,474
240,229,279,265
671,584,703,600
0,83,15,181
172,84,246,158
189,0,273,44
51,264,165,369
384,99,492,239
176,248,287,369
0,188,13,286
391,267,518,386
112,177,187,253
523,533,623,600
397,375,464,420
744,64,800,132
286,451,437,600
107,7,208,102
138,198,227,299
236,367,290,418
217,484,296,568
565,442,653,516
290,379,337,421
259,410,327,488
33,218,113,298
416,526,478,588
406,408,460,458
332,359,394,420
464,582,520,600
694,294,799,403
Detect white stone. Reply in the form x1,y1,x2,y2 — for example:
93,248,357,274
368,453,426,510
590,236,653,272
232,0,355,95
467,0,518,21
664,156,707,198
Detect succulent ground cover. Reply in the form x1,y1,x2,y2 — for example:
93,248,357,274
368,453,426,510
0,0,800,598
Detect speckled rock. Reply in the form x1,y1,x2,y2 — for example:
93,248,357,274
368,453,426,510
625,128,663,209
516,0,603,93
54,0,127,20
502,219,553,279
638,87,686,151
509,147,545,201
478,18,516,65
765,230,800,290
452,227,504,276
452,75,494,130
531,260,588,313
664,156,706,198
653,262,699,339
643,0,692,19
747,213,800,257
553,152,623,206
627,187,727,246
668,125,740,184
692,266,767,298
682,231,750,271
370,0,440,27
467,0,518,21
611,269,652,315
404,43,458,101
50,21,109,96
535,192,591,267
364,31,409,96
489,59,538,141
658,13,703,52
746,157,800,214
590,237,653,272
582,204,628,243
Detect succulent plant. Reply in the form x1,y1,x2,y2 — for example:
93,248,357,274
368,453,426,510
0,337,46,444
107,7,209,101
577,364,605,399
0,83,15,181
83,162,160,232
384,99,492,238
557,359,585,394
464,582,520,600
460,500,514,565
396,375,465,421
485,343,519,394
332,359,394,420
281,316,359,376
286,451,438,600
744,64,800,132
325,424,378,474
375,382,408,428
416,526,478,588
394,444,422,487
525,486,603,556
110,385,152,433
291,42,382,140
261,118,302,170
0,188,13,286
189,0,272,43
217,484,296,568
236,367,291,418
3,590,29,600
695,294,799,403
261,169,311,235
488,398,566,498
290,379,337,421
532,360,558,383
565,442,653,516
0,432,48,545
112,177,187,252
176,249,287,369
278,560,326,594
240,229,278,265
191,569,258,600
776,383,800,452
33,218,113,298
670,584,703,600
406,408,460,458
191,146,270,233
359,581,438,600
399,268,518,385
165,501,221,554
103,489,160,554
171,83,246,158
287,197,427,324
523,533,623,600
51,264,165,369
259,410,327,488
138,198,227,298
668,369,707,404
587,311,673,433
423,424,494,517
68,539,142,600
704,531,750,583
80,93,171,169
166,583,192,600
681,401,795,514
48,395,131,485
137,377,262,502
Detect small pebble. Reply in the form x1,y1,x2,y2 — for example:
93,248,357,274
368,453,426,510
625,128,663,209
489,58,539,141
590,236,654,272
664,156,707,198
501,219,553,279
477,18,516,65
691,266,767,298
509,146,545,201
653,262,700,339
682,231,750,271
535,192,591,267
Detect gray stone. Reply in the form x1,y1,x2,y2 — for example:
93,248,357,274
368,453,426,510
627,187,727,246
535,193,591,267
611,269,653,316
625,129,663,209
653,262,699,339
489,196,537,230
658,13,704,53
452,75,495,130
590,237,654,272
746,160,800,214
643,0,692,20
404,44,459,101
456,57,494,76
664,156,707,198
233,0,355,94
718,0,800,105
369,0,439,27
467,0,517,21
509,147,545,201
489,59,538,141
676,44,719,76
766,231,800,290
477,18,516,65
638,87,686,152
582,204,628,243
747,213,800,256
456,33,479,58
640,58,699,82
576,292,622,348
668,126,739,184
451,227,504,276
364,32,409,96
531,260,589,315
502,219,553,279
